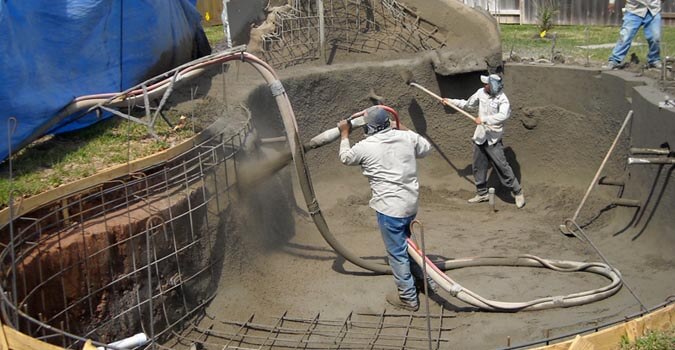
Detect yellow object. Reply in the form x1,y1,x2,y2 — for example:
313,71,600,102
205,11,210,21
540,30,547,38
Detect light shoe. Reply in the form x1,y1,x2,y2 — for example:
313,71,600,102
602,61,620,70
386,291,419,312
648,61,663,69
515,192,526,208
467,194,489,203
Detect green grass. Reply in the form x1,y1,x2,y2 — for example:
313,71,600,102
620,327,675,350
500,23,675,65
203,25,225,47
0,113,194,209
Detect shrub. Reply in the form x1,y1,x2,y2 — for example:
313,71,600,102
535,0,559,35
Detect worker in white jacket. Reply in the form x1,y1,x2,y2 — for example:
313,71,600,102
443,74,525,208
338,106,433,312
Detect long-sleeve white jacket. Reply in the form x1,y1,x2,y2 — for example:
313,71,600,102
448,88,511,146
339,129,431,218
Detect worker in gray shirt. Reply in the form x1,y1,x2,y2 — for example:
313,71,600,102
443,74,525,208
604,0,664,70
338,106,433,312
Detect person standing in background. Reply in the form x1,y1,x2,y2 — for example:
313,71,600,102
604,0,664,70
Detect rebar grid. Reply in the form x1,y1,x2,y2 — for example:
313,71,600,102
0,109,253,348
162,308,456,350
260,0,446,68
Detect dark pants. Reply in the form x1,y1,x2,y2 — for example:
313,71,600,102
473,140,521,196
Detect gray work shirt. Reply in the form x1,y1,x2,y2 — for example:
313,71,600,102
449,88,511,146
625,0,661,17
339,129,431,218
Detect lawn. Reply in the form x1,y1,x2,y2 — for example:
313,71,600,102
500,23,675,65
3,22,675,209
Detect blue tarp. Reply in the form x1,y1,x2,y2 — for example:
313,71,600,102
0,0,209,162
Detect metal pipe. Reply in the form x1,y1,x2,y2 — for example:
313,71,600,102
629,147,670,155
628,157,675,164
611,198,641,207
317,0,325,63
488,187,496,213
222,0,232,48
259,136,288,144
598,176,625,186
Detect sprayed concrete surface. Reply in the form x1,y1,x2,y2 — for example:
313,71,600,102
193,58,675,349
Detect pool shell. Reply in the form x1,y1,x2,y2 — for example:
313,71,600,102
198,61,675,349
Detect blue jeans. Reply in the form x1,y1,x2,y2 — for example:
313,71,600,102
609,11,661,65
376,212,418,305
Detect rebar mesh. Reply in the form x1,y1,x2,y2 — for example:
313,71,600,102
0,107,253,348
163,308,456,350
258,0,446,68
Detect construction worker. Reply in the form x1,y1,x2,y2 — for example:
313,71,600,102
337,106,432,312
604,0,663,70
443,74,525,208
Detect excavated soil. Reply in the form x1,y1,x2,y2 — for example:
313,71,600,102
189,59,675,350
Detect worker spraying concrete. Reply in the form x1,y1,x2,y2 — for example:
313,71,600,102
336,105,436,311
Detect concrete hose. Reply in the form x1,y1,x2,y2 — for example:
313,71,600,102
406,239,622,311
244,53,393,274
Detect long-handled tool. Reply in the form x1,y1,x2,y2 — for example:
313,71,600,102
401,70,478,123
559,110,633,237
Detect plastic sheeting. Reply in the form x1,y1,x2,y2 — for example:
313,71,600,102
0,0,209,162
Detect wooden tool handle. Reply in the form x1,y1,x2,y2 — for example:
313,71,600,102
410,82,477,122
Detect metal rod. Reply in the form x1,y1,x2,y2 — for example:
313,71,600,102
6,116,19,327
411,220,433,350
628,157,675,165
317,0,326,63
145,218,156,348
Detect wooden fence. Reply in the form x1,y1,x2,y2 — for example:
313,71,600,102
196,0,224,26
196,0,675,28
466,0,675,26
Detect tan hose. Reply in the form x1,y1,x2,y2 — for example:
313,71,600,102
406,239,622,311
244,53,392,274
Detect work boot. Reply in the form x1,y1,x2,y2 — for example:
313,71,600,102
386,291,419,312
467,194,489,203
515,192,526,208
